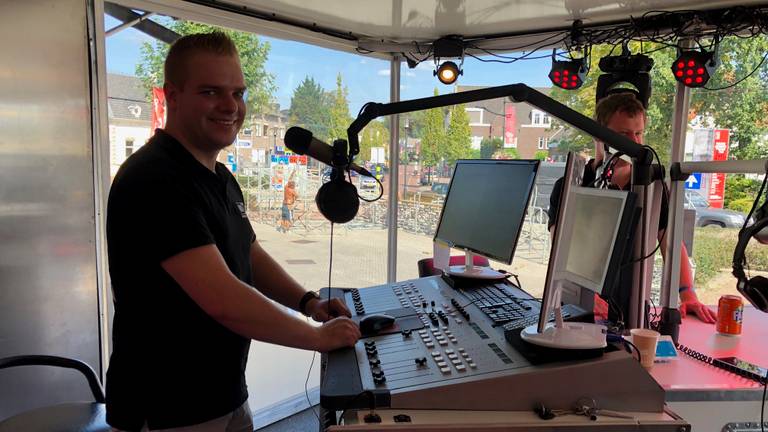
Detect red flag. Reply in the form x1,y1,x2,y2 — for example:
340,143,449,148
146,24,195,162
151,87,166,131
707,129,730,209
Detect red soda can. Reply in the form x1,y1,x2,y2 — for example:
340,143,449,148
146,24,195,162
716,295,743,336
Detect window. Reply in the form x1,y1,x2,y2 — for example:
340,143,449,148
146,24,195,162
537,137,548,149
242,128,252,136
531,110,551,126
262,125,269,136
466,108,483,125
125,138,135,158
254,124,262,136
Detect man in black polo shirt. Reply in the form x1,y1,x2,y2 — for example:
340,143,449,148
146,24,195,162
106,32,360,431
547,93,716,325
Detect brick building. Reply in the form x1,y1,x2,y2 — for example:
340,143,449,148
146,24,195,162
456,85,560,159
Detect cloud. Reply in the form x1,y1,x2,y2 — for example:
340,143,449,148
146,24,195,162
377,69,391,76
415,61,434,71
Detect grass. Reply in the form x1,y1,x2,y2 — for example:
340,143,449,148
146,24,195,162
692,226,768,287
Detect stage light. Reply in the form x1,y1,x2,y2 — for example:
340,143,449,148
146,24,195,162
549,50,588,90
434,61,462,85
671,49,717,88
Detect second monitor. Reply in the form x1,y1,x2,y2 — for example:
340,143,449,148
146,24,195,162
434,159,539,279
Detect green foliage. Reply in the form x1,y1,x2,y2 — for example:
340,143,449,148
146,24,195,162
534,150,549,160
445,104,473,165
549,36,768,164
693,227,768,286
502,147,520,159
480,137,503,158
359,120,389,162
728,198,755,213
689,36,768,160
549,42,675,165
724,174,762,211
327,73,353,143
288,76,331,141
419,88,446,168
136,21,276,118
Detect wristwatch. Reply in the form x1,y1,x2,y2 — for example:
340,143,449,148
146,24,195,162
299,291,320,316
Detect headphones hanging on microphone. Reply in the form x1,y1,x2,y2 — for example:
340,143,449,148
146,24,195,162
315,139,359,224
732,197,768,312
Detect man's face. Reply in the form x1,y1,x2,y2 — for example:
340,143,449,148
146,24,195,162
606,110,645,145
165,52,246,152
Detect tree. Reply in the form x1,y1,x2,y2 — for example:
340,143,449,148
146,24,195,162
359,120,390,162
288,76,331,141
445,104,473,165
549,37,768,165
419,88,446,176
480,137,503,158
688,35,768,160
534,150,549,160
136,21,276,118
327,73,353,145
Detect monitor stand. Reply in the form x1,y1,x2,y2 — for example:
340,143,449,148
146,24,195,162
520,284,607,349
444,251,506,280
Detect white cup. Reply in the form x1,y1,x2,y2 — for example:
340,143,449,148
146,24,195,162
630,328,660,369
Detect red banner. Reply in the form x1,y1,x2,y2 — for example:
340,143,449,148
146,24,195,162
707,129,730,208
504,104,516,146
151,87,166,131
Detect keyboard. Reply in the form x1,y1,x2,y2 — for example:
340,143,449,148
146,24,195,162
459,283,538,326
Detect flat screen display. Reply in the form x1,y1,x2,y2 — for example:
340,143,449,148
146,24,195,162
434,159,539,264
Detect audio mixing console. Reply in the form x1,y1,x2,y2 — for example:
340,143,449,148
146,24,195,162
320,275,665,415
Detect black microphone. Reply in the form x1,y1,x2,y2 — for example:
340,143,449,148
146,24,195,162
284,126,373,177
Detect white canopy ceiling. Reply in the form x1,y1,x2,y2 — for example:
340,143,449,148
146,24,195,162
117,0,767,57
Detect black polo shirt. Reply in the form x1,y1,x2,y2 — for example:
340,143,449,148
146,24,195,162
106,129,256,430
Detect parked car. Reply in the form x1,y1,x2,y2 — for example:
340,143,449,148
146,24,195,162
685,190,747,228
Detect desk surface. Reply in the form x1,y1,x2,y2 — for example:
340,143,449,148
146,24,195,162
650,306,767,401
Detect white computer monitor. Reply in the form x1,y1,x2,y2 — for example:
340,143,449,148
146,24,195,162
521,155,636,349
433,159,539,279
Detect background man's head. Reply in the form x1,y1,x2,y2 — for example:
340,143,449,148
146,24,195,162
162,31,246,153
594,92,647,161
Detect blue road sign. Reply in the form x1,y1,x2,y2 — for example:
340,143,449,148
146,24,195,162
684,172,702,190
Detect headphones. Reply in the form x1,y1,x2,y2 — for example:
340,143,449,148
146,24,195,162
732,198,768,312
314,139,359,224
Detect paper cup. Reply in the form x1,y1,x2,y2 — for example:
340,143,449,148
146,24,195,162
630,328,660,369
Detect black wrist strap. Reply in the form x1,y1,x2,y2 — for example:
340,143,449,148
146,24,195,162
299,291,320,316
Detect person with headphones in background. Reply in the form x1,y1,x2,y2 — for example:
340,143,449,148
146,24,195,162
105,31,360,431
548,92,717,325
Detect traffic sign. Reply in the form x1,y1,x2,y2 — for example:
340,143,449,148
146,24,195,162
684,172,702,190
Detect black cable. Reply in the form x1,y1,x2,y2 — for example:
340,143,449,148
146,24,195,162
622,338,643,365
621,146,667,268
704,50,768,91
358,175,384,203
304,352,320,423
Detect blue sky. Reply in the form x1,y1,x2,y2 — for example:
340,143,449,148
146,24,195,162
105,15,553,115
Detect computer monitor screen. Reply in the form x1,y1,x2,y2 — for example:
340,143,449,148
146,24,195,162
559,187,635,293
537,184,635,332
434,159,539,265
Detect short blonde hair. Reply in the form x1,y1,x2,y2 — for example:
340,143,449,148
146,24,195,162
164,31,238,88
595,92,646,126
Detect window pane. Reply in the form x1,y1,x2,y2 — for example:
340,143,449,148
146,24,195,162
104,12,392,421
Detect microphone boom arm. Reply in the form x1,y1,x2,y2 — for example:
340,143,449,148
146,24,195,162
347,83,652,166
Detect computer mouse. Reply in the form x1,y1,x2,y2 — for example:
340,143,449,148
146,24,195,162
359,314,396,335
